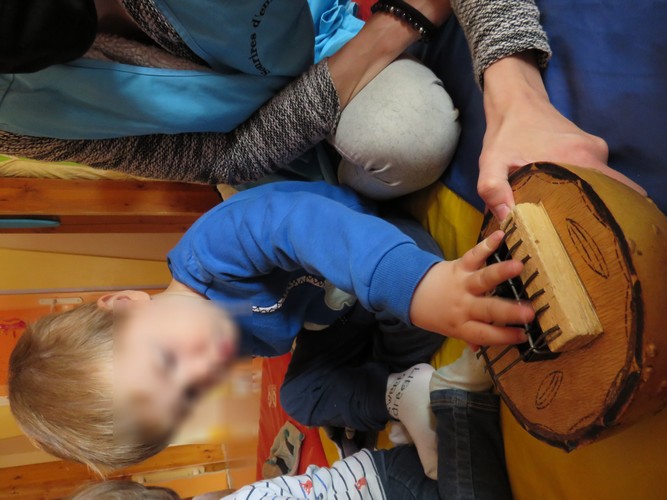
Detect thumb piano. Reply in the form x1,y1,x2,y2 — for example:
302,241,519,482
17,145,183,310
479,163,667,451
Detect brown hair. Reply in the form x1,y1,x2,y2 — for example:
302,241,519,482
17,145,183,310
69,480,180,500
8,303,172,474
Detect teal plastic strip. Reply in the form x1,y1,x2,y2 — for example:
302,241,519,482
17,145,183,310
0,219,61,229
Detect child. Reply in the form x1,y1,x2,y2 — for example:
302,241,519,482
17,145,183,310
70,350,512,499
9,181,532,476
69,480,180,499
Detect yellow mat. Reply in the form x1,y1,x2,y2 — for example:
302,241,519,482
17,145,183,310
404,182,667,500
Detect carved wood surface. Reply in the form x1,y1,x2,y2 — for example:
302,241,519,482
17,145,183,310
481,163,667,450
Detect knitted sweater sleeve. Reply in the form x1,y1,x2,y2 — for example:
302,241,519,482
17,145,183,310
451,0,552,87
0,60,339,184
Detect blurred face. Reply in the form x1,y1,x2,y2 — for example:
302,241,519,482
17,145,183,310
110,294,238,428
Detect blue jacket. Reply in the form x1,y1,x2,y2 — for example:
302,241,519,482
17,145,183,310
0,0,362,139
167,182,442,357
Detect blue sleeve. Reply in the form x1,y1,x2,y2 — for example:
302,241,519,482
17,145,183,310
169,182,442,323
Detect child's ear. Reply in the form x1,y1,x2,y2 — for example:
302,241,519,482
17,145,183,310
97,290,151,311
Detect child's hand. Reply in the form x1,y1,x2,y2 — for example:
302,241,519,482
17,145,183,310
409,230,535,347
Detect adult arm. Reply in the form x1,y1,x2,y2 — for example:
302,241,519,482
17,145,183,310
0,1,451,184
451,0,645,221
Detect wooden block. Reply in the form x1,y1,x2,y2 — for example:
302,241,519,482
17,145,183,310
501,202,603,352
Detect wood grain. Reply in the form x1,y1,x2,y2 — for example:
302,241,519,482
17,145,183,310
0,443,227,499
502,202,603,352
0,179,220,233
481,163,667,450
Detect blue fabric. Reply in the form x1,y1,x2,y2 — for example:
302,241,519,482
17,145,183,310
430,389,512,500
280,215,444,430
167,181,442,357
538,0,667,214
310,0,364,61
418,1,667,215
0,0,362,139
367,389,510,499
408,18,486,212
371,446,439,499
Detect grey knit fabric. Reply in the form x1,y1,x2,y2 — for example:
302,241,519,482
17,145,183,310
0,61,339,184
451,0,552,87
119,0,205,65
85,33,207,71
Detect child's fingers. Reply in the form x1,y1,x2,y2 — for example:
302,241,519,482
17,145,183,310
461,230,505,269
470,296,535,325
468,259,523,295
461,322,528,346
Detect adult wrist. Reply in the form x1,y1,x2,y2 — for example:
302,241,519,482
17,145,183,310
371,0,439,42
483,52,550,119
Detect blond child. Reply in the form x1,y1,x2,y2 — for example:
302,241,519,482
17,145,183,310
9,181,532,477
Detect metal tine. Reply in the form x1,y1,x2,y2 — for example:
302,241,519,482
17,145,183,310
528,288,546,301
495,327,560,379
478,349,498,379
521,254,532,264
533,303,550,318
494,355,525,379
502,222,518,240
531,329,563,352
485,341,524,369
528,325,561,351
475,346,489,359
519,270,540,295
506,239,523,258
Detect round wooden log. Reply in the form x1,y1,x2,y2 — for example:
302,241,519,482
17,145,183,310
480,163,667,451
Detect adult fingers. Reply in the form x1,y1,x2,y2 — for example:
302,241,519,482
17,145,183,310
477,167,516,222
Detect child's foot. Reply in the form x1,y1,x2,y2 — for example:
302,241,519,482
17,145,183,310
430,346,492,393
324,426,378,459
387,421,414,446
386,363,438,480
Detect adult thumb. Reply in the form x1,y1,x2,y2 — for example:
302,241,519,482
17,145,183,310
477,172,515,222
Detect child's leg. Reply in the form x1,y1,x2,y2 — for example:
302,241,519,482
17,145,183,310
430,349,512,500
371,446,439,500
332,55,460,200
280,307,391,431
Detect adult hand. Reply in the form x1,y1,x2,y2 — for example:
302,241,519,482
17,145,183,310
479,53,647,222
410,230,534,347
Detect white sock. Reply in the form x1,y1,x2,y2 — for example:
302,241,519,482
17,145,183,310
387,421,414,446
386,363,438,480
429,346,493,393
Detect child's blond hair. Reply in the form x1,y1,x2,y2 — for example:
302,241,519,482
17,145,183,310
69,480,180,499
9,303,173,474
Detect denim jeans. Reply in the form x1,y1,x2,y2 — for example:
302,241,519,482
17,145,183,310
371,389,512,500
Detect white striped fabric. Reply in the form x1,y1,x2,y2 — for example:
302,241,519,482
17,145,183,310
223,449,386,500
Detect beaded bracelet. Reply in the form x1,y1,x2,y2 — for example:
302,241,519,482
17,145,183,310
371,0,437,42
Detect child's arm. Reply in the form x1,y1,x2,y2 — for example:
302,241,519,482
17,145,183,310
410,230,534,347
171,183,531,346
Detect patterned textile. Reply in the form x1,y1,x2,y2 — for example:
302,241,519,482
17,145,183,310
451,0,551,86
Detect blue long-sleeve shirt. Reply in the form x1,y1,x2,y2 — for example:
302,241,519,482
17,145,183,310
167,182,442,357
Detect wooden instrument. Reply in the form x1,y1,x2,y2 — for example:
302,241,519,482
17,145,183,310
479,163,667,451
